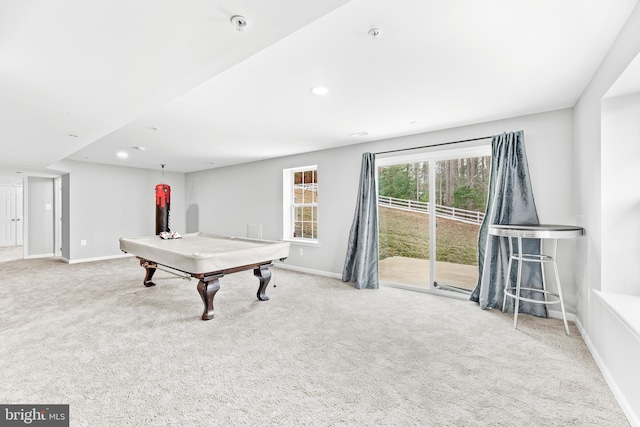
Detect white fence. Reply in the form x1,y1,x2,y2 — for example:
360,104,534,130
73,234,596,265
378,195,484,225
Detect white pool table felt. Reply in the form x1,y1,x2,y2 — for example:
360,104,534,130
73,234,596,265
119,232,290,274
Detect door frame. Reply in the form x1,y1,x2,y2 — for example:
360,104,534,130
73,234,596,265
376,141,491,296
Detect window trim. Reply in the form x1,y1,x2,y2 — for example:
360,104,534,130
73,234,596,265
283,165,319,245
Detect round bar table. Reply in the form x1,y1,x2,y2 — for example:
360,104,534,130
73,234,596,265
488,224,584,335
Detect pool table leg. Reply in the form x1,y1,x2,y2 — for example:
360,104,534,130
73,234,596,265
254,265,271,301
140,259,157,287
197,275,222,320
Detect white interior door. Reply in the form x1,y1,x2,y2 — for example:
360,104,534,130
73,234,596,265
0,185,17,247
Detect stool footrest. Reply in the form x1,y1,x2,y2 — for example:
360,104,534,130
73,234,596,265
510,254,555,263
504,287,561,305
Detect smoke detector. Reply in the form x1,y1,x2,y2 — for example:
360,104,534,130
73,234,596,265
231,15,248,31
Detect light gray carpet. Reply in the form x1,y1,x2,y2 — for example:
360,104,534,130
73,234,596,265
0,257,628,426
0,245,22,263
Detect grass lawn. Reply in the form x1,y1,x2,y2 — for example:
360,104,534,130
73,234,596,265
378,206,480,265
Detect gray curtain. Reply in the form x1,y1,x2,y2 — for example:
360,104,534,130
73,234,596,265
342,152,379,289
470,131,547,317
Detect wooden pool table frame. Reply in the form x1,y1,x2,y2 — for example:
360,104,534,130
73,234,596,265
137,257,276,320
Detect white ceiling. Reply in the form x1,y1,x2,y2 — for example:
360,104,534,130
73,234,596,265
0,0,637,175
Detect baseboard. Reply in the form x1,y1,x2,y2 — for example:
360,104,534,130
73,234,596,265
576,315,639,427
64,252,133,264
274,262,342,280
24,253,54,259
547,308,577,324
573,315,587,339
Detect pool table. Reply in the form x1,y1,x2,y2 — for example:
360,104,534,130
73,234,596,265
119,232,290,320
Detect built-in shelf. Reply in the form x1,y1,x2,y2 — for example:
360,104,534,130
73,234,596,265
594,290,640,341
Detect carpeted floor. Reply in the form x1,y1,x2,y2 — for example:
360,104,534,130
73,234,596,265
0,257,629,426
0,245,23,263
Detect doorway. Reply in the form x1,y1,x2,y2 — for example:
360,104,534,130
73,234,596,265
377,144,491,296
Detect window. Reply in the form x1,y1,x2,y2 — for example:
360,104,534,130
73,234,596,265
283,165,318,243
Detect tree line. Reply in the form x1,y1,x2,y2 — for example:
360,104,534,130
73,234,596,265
378,156,491,212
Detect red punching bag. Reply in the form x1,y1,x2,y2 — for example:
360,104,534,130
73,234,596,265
155,183,171,234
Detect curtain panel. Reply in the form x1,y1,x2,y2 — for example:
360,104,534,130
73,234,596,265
342,152,379,289
470,131,547,317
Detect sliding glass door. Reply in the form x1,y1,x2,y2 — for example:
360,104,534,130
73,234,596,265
431,157,490,293
377,145,491,295
378,162,431,289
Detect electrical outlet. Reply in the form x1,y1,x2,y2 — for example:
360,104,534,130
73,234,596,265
80,240,87,246
299,248,303,256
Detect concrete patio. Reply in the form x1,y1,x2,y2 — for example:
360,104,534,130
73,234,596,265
379,256,478,292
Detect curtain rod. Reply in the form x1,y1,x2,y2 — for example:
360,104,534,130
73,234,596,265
375,135,492,155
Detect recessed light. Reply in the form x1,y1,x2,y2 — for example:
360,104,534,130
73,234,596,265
68,134,78,138
311,87,328,95
133,146,146,151
116,151,129,159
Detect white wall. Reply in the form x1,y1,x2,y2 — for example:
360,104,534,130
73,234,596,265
574,2,640,299
0,176,24,186
573,2,640,424
26,177,55,256
186,108,577,304
601,91,640,296
60,160,185,262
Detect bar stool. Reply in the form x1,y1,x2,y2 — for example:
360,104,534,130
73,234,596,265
488,224,583,335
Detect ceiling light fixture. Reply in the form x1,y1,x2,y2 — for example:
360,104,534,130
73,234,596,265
231,15,248,31
116,151,129,159
133,146,146,151
311,86,328,95
368,28,381,39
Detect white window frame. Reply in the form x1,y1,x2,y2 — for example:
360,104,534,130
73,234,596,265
283,165,318,245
